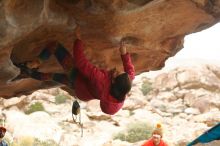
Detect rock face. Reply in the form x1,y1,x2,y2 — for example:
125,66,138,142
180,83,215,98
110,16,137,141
1,0,220,97
0,62,220,146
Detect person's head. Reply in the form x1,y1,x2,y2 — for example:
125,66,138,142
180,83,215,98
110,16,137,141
0,127,6,139
152,123,163,146
110,71,132,101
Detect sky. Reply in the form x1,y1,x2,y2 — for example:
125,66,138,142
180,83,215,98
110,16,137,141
164,22,220,68
141,22,220,78
174,23,220,60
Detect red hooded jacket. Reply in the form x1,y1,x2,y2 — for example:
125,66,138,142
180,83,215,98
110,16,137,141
73,39,135,115
141,139,168,146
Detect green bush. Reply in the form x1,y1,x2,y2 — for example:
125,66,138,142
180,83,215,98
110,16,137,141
10,137,58,146
113,122,153,143
0,119,4,125
141,81,152,95
11,136,33,146
55,94,68,104
25,102,45,114
33,139,59,146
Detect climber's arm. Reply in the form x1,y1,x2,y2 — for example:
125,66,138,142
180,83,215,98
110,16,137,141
120,41,135,80
73,39,107,91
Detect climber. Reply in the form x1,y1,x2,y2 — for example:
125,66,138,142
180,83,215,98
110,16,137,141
141,123,168,146
12,39,135,115
0,127,8,146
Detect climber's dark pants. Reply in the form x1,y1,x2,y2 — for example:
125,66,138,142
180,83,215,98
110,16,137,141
30,43,77,87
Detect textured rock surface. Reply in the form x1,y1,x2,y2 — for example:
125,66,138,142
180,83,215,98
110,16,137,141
1,0,220,97
1,63,220,146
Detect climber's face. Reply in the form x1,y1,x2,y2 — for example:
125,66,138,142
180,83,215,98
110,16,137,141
152,134,161,145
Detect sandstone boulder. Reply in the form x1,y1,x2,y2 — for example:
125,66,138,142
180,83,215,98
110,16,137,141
1,0,220,97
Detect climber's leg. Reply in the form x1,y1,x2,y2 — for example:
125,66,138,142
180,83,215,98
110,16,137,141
14,42,77,84
28,42,74,72
26,41,58,69
53,43,75,72
12,64,72,87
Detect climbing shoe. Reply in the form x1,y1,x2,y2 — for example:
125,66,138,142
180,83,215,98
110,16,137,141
11,63,34,82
